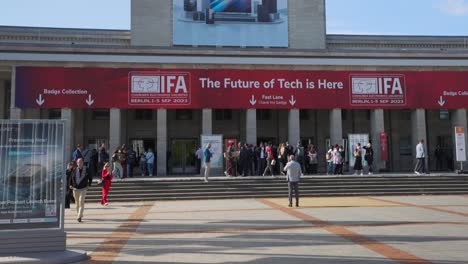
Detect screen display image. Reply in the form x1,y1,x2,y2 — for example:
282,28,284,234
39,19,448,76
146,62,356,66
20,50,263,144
7,164,47,201
210,0,251,13
173,0,289,47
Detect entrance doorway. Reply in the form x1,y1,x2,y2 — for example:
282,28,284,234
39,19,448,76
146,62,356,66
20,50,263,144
170,139,198,174
130,139,156,176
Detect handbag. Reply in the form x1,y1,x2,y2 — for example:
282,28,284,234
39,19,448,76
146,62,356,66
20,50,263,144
271,159,276,166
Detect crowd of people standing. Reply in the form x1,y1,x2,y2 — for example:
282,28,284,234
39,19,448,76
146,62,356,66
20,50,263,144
220,141,328,176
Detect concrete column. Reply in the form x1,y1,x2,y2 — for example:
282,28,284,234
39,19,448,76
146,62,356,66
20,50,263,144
246,109,257,145
452,109,468,170
371,109,385,171
61,109,75,161
9,67,23,119
109,108,123,154
73,110,85,147
0,80,5,119
329,109,343,146
411,109,428,167
288,109,300,145
157,109,167,176
202,109,212,135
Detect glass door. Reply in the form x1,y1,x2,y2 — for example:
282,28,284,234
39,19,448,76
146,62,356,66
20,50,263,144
170,139,198,174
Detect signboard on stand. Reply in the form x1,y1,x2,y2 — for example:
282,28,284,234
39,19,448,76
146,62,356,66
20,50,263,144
0,120,65,230
201,135,223,176
379,132,389,161
348,134,369,167
455,127,466,162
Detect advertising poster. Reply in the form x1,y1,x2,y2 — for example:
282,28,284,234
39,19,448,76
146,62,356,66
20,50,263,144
348,134,369,167
173,0,289,47
455,127,466,162
201,135,223,169
379,132,388,161
16,67,468,110
0,120,64,230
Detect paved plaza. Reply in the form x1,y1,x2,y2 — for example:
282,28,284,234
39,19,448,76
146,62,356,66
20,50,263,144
65,195,468,264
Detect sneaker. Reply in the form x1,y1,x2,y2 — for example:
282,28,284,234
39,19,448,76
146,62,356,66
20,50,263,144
77,218,82,223
414,171,420,175
104,203,108,206
224,171,228,176
204,179,208,182
368,172,372,175
288,204,292,207
360,173,364,176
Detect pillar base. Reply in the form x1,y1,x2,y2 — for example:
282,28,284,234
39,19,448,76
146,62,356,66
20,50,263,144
0,250,87,264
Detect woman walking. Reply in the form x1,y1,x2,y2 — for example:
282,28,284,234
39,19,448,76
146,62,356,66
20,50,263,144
354,143,363,176
263,143,275,176
101,162,113,206
278,143,287,176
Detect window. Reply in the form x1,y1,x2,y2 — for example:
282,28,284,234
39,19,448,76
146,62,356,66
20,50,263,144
176,110,193,120
48,109,61,119
215,109,232,120
257,110,271,121
341,110,347,120
4,81,11,119
135,109,153,120
300,110,309,120
439,109,450,120
92,110,110,120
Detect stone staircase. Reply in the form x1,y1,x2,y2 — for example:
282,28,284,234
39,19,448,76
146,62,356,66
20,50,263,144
84,174,468,202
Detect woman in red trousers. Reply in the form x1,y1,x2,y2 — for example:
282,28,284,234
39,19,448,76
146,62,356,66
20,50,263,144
101,162,113,206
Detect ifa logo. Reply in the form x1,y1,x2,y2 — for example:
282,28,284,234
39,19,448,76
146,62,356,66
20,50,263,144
350,75,406,106
131,75,188,94
129,72,191,106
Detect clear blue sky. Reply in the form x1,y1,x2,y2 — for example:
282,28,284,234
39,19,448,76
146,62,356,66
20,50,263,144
1,0,467,35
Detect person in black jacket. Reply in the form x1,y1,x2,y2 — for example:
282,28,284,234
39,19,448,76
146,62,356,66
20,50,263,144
65,162,75,209
363,143,374,175
69,158,93,222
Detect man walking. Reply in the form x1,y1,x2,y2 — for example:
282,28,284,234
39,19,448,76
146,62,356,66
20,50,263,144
69,158,93,222
283,155,302,207
414,139,427,175
204,143,213,182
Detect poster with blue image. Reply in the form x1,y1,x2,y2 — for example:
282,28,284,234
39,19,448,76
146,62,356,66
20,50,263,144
0,120,65,230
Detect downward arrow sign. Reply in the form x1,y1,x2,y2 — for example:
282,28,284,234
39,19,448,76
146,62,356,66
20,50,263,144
36,94,44,106
438,96,445,107
86,94,94,106
249,95,256,106
289,95,296,106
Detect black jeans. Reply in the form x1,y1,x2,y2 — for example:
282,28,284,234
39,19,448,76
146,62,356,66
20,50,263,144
288,182,299,206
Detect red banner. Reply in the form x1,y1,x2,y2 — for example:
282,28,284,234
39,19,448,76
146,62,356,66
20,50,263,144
16,67,468,109
379,132,389,161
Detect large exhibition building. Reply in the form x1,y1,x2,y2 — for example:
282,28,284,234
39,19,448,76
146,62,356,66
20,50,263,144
0,0,467,175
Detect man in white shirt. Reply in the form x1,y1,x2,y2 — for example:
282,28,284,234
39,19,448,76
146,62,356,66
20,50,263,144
414,140,427,175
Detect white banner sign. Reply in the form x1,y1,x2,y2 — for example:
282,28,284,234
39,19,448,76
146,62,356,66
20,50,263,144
455,127,466,162
201,134,223,169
